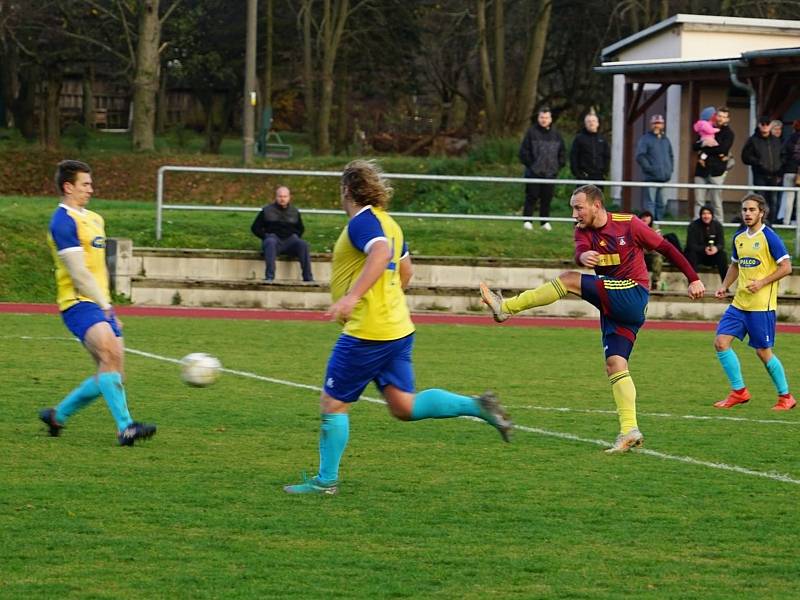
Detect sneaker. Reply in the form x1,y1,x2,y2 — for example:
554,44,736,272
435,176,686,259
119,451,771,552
604,428,644,454
479,282,509,323
713,388,751,409
283,472,338,495
541,222,552,231
773,394,797,411
117,422,157,446
39,408,63,437
523,221,533,230
477,391,513,442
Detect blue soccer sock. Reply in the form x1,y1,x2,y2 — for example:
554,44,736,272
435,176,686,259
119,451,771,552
55,376,101,423
317,413,349,484
716,349,745,390
410,388,481,420
765,355,789,395
97,372,133,432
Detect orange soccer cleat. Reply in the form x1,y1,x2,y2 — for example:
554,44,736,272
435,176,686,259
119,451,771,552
713,388,751,409
773,394,797,411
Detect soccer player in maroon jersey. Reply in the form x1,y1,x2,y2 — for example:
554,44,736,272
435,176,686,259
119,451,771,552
480,184,706,453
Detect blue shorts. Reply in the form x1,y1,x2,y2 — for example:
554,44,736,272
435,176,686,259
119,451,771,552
62,302,122,343
716,306,776,349
581,275,649,359
323,333,415,402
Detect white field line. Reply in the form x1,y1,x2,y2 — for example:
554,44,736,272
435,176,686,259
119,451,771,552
7,337,800,485
507,404,798,426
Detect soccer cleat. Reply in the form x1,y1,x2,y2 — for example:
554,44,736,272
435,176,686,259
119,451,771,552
117,422,157,446
773,394,797,411
39,408,64,437
713,388,751,409
604,428,644,454
283,472,338,495
477,391,513,442
479,282,509,323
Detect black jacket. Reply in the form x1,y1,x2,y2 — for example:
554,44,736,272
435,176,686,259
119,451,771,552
251,203,305,240
693,125,734,178
685,217,725,256
570,128,610,180
781,132,800,175
742,130,783,177
519,124,566,178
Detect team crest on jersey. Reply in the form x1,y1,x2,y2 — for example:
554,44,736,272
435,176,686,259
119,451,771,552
91,236,106,248
753,241,761,250
618,237,626,246
599,239,607,247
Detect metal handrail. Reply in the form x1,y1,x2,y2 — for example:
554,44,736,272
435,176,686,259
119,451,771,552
155,165,800,255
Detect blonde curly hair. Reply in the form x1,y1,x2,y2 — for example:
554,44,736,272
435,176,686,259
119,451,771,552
341,159,393,209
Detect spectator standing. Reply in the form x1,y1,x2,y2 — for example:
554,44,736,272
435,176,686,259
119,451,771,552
570,113,610,182
519,108,566,231
251,185,314,282
635,114,674,220
742,116,783,223
684,205,728,281
693,106,735,222
778,120,800,225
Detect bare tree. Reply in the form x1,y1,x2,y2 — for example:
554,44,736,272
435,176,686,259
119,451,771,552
477,0,552,137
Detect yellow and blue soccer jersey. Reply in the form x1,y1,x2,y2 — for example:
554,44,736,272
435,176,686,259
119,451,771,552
47,203,110,311
330,205,415,341
731,225,789,311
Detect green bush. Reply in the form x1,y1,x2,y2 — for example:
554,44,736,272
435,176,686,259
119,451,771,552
468,137,520,166
63,122,91,151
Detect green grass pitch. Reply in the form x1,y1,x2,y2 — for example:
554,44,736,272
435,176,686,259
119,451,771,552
2,312,800,598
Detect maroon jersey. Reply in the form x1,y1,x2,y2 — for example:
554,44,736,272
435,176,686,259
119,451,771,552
573,213,663,288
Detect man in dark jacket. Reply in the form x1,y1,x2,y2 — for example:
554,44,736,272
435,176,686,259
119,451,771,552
251,186,314,282
693,106,735,222
684,205,727,281
635,114,674,220
519,108,566,231
742,116,784,223
778,120,800,224
569,113,610,182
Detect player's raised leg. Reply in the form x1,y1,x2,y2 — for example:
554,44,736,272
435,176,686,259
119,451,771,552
384,386,513,442
480,272,580,322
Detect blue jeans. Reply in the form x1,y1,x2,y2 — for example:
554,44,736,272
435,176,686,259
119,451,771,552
642,185,667,220
262,234,313,281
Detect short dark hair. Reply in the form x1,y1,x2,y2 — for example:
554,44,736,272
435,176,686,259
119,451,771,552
537,107,552,115
741,192,767,216
571,184,604,206
716,106,730,115
55,160,91,194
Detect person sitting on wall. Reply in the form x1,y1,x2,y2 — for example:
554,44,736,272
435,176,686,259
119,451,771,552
251,185,314,282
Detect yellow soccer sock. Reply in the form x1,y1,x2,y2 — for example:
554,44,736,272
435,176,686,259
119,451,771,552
502,278,568,314
609,370,637,434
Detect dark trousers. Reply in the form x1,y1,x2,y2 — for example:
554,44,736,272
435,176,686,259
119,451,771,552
753,172,780,223
524,181,555,220
685,247,728,281
262,234,313,281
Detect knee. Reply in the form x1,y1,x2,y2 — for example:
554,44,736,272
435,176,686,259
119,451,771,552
387,402,412,421
713,337,729,352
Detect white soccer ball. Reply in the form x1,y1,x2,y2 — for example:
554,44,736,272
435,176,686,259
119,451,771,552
180,353,222,387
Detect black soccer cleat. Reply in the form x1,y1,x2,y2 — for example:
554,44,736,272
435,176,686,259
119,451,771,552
39,408,64,437
117,422,157,446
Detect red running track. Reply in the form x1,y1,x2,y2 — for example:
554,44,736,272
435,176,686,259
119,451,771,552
4,302,800,333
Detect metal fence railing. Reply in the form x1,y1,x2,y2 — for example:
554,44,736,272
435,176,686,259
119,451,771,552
155,165,800,257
